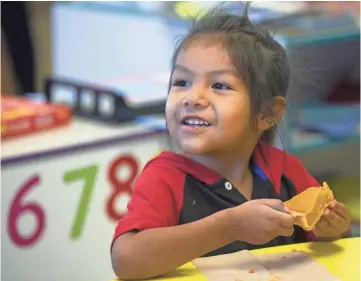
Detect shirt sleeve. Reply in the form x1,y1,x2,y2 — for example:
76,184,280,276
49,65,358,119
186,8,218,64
284,153,321,194
110,165,185,251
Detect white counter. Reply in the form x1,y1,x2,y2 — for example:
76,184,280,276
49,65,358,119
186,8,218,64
1,118,166,281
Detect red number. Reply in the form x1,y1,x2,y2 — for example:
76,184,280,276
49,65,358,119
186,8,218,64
106,155,139,221
7,174,46,247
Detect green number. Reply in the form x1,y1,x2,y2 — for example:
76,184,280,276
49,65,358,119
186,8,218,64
63,165,98,240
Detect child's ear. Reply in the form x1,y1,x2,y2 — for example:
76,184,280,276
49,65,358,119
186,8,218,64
258,96,286,132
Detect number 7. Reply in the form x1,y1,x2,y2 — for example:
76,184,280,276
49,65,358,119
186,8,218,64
63,165,98,240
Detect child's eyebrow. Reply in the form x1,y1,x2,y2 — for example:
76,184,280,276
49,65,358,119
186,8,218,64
173,64,238,77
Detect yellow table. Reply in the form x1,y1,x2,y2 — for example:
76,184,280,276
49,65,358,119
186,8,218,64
111,237,360,281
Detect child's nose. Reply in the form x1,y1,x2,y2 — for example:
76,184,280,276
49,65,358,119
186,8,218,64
182,95,208,108
182,88,209,108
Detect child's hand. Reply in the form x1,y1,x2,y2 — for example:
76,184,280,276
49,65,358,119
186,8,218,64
229,199,294,245
314,200,351,239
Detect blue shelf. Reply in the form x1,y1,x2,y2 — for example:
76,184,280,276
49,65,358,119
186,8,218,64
283,28,360,47
286,104,360,154
289,132,359,155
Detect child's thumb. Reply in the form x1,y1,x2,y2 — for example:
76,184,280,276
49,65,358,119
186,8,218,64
259,198,289,213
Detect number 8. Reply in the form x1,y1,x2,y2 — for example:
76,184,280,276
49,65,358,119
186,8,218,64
106,155,139,221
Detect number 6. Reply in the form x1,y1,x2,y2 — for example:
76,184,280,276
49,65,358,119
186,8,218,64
7,174,46,247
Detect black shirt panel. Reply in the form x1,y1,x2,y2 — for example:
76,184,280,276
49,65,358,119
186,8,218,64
179,172,308,257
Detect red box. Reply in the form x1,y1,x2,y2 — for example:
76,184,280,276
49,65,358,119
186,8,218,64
1,96,72,139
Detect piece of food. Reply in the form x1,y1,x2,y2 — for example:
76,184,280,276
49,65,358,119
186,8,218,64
249,268,255,273
284,182,334,231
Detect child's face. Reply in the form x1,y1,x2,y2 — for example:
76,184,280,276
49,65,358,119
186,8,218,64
166,43,259,155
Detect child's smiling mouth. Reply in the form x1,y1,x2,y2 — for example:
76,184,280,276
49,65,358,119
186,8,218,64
180,115,212,133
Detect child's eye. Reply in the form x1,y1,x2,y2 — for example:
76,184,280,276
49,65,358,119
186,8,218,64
212,82,233,91
172,80,190,87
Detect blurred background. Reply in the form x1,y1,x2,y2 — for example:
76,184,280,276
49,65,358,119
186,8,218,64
1,2,360,281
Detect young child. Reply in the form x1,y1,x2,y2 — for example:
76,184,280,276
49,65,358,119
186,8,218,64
111,3,351,280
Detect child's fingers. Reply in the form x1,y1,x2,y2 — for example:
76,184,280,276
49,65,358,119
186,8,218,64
316,217,331,229
279,226,294,237
317,215,339,230
328,201,351,221
323,208,346,228
315,217,339,236
274,211,294,229
328,200,337,209
315,225,339,238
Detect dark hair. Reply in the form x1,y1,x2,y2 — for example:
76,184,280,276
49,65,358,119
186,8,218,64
169,2,290,145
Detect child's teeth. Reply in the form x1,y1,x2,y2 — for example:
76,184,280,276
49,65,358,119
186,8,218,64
185,119,210,126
